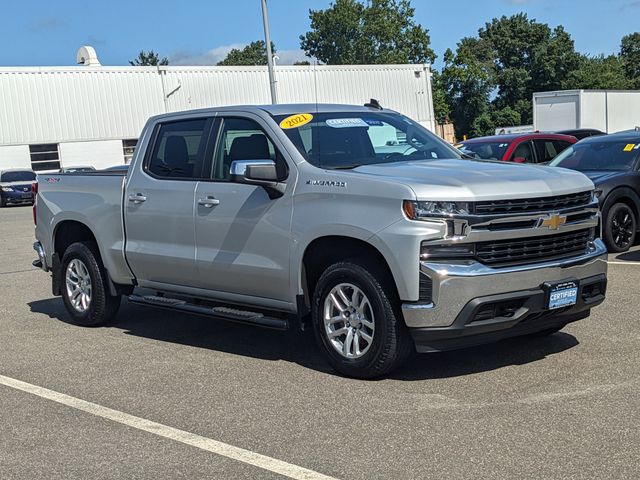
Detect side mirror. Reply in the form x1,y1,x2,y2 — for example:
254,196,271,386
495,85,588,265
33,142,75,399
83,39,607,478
229,160,285,198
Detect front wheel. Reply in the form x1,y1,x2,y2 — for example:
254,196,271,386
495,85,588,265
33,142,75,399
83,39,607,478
312,260,412,379
61,242,121,326
604,202,637,253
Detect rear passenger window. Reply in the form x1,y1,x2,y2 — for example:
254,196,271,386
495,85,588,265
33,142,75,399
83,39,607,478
147,119,209,179
534,139,572,163
212,118,287,181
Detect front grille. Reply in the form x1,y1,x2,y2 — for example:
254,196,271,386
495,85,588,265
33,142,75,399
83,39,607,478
476,229,592,266
474,191,592,215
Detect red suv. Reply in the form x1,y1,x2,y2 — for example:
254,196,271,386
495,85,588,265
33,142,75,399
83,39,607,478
457,133,577,164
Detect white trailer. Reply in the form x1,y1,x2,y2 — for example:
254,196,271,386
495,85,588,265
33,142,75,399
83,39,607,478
533,90,640,133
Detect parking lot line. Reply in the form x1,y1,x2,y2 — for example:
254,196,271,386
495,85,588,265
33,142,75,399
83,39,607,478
607,261,640,266
0,374,338,480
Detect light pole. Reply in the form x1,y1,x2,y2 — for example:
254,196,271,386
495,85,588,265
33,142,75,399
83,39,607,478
261,0,278,104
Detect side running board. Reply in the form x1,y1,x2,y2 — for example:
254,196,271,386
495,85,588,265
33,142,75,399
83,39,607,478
128,294,289,330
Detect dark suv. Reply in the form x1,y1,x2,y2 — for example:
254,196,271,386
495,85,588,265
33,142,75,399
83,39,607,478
550,132,640,252
457,133,577,164
0,169,37,207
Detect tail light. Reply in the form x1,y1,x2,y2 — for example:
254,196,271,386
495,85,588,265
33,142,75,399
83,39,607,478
32,182,38,225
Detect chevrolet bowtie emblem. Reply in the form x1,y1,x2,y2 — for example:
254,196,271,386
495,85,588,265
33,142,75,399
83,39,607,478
539,213,567,230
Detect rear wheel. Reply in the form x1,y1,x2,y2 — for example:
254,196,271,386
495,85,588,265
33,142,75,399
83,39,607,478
604,202,636,252
61,242,121,326
312,260,412,379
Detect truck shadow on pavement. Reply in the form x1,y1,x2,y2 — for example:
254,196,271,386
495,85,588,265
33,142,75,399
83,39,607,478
28,297,579,381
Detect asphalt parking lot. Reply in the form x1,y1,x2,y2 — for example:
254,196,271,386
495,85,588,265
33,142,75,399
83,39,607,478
1,205,639,479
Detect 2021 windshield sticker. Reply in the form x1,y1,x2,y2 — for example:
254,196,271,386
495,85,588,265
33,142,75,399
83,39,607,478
279,113,313,129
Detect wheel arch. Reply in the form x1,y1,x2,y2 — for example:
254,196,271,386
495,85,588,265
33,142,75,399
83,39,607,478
300,235,399,312
601,186,640,228
52,220,125,296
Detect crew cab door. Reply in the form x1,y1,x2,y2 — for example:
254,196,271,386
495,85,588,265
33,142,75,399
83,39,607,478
193,114,293,303
124,116,215,287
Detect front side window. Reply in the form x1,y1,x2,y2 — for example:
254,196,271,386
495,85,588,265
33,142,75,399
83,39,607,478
510,141,535,163
274,112,460,169
213,118,287,181
147,119,209,179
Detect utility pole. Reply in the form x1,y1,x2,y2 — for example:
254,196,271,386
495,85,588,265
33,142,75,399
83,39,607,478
261,0,278,104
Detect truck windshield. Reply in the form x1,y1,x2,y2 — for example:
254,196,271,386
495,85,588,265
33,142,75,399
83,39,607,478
549,140,640,171
274,112,460,169
459,141,510,160
0,171,36,183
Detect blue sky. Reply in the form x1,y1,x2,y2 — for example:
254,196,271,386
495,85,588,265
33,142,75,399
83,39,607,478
1,0,638,68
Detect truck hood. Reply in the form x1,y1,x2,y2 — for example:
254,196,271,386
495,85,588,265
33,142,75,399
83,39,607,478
353,159,594,201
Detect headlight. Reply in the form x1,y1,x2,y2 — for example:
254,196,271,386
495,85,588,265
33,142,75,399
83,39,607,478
1,187,13,192
403,200,471,220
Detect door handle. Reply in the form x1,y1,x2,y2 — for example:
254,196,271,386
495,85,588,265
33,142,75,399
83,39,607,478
198,196,220,208
128,193,147,204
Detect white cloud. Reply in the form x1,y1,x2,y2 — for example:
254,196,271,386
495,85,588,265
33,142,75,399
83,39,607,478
169,44,310,66
169,44,245,66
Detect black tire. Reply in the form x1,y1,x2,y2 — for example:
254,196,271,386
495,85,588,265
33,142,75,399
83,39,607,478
312,259,413,379
604,202,637,253
60,242,121,326
0,197,5,207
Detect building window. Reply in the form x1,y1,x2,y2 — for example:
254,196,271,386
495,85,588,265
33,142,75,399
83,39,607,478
123,139,138,164
29,144,60,171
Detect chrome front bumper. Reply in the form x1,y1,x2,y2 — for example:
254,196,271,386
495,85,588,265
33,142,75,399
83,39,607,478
402,238,608,328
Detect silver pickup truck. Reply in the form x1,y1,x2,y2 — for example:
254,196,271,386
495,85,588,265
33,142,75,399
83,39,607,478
33,104,608,378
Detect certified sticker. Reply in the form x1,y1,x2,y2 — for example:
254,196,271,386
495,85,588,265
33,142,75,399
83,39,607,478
279,113,313,129
623,143,636,152
326,118,369,128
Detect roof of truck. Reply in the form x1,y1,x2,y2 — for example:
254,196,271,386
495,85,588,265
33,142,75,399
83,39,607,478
151,103,393,122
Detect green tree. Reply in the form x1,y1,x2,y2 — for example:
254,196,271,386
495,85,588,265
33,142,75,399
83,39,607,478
439,14,586,138
217,41,276,66
439,38,495,137
479,15,581,124
129,50,168,66
300,0,435,65
565,54,630,90
620,32,640,88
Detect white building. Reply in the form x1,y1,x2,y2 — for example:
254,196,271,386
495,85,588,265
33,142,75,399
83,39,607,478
0,48,435,172
533,89,640,133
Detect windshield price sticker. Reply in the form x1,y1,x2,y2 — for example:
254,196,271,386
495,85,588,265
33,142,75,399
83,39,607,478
279,113,313,129
623,143,636,152
326,118,369,128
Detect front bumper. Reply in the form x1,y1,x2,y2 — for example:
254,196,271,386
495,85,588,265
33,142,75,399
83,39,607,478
1,191,34,205
401,238,608,346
